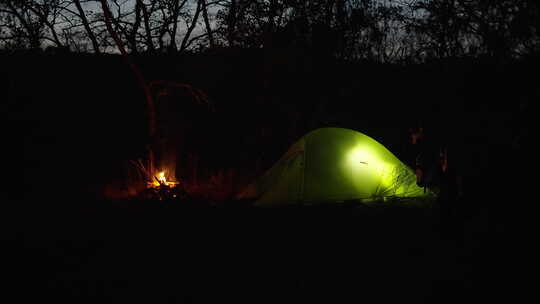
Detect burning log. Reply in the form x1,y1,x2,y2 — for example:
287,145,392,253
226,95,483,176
142,171,186,201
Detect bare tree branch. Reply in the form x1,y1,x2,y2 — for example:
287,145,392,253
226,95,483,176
73,0,100,53
180,0,203,51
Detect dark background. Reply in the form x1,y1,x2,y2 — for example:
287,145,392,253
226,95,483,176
3,1,536,303
7,50,533,199
4,49,534,304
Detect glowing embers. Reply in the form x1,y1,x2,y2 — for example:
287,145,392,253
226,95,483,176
144,169,185,200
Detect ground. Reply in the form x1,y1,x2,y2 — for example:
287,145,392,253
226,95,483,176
2,194,523,304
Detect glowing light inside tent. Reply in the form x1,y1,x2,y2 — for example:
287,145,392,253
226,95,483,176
346,144,395,189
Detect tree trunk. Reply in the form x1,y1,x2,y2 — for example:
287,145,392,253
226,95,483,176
99,0,157,176
168,0,184,52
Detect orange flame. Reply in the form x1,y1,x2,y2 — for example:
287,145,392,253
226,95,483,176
148,170,179,188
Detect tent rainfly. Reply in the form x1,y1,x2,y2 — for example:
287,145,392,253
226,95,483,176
237,127,431,206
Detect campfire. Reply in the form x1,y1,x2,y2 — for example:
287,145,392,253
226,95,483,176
148,171,179,188
142,169,186,200
129,159,186,200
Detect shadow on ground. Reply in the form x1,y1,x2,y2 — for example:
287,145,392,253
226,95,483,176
2,192,525,304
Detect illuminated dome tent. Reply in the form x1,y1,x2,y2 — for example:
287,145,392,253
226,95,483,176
237,127,430,206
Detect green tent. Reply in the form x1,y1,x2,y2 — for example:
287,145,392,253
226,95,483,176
237,127,430,206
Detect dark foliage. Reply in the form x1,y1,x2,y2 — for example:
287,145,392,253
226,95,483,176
5,49,534,202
